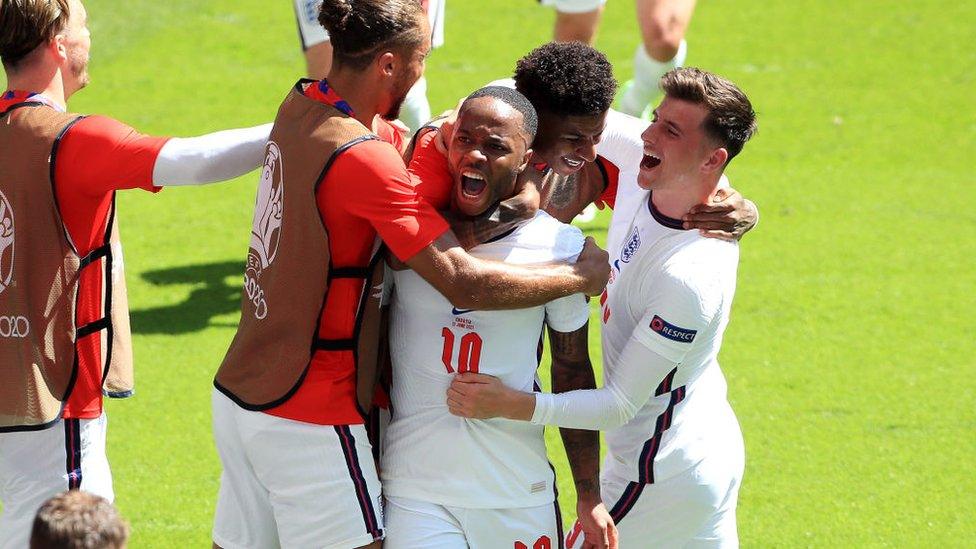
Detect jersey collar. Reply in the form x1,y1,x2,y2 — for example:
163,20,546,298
301,78,355,117
0,90,65,113
648,192,688,230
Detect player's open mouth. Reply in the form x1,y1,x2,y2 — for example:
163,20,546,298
641,153,661,170
461,171,487,197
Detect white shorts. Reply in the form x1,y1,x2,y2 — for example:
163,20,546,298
566,448,744,549
293,0,447,50
211,389,384,549
0,413,113,549
540,0,607,15
385,495,562,549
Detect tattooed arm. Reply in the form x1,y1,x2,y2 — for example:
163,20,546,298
549,323,618,549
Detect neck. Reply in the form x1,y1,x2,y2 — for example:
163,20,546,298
326,67,381,128
5,63,69,109
650,172,723,221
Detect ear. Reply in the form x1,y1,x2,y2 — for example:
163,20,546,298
376,51,396,78
517,147,533,173
701,147,728,174
50,34,69,63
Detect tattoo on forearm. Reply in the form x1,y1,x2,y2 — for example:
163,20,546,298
550,323,601,495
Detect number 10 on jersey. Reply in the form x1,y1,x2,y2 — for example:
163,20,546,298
440,327,482,374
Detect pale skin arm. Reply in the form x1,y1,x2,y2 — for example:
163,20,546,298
404,232,609,310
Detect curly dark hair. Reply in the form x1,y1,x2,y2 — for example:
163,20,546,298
513,42,617,117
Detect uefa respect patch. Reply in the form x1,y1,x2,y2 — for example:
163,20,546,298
650,315,697,343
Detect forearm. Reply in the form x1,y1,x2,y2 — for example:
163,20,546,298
152,123,272,186
552,350,602,500
457,255,585,310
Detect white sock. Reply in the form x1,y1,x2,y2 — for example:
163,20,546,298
399,76,431,133
620,39,687,116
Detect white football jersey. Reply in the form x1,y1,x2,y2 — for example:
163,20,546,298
382,211,590,509
599,185,741,486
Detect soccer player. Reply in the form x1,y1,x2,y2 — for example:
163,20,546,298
617,0,697,119
292,0,445,131
382,85,615,549
0,1,269,547
449,67,758,547
211,2,610,548
540,0,606,44
30,491,129,549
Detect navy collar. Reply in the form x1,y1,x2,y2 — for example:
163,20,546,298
648,193,687,230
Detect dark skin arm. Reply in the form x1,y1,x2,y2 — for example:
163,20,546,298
549,323,618,549
403,231,610,310
684,188,759,241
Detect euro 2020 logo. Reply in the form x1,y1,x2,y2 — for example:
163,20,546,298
244,142,283,320
0,190,14,295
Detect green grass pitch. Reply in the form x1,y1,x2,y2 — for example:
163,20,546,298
3,0,974,545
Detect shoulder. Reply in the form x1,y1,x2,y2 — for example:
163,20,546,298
334,137,405,173
475,211,584,264
659,236,738,297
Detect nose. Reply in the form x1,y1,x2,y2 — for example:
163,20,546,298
577,141,598,163
641,123,657,146
465,148,487,163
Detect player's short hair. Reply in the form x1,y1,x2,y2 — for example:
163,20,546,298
513,41,616,118
463,85,539,139
30,491,129,549
318,0,427,71
0,0,71,69
660,67,758,164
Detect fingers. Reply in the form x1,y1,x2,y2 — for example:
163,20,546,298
683,219,736,231
608,522,619,549
698,229,737,241
687,202,735,215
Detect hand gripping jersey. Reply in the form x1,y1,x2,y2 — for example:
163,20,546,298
0,102,135,431
215,81,386,415
381,211,589,509
599,182,740,487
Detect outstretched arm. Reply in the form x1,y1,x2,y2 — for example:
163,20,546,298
153,123,273,186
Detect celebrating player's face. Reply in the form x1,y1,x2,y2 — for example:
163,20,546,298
383,16,431,120
531,111,606,177
638,96,716,191
448,97,532,217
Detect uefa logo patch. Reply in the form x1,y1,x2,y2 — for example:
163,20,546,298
620,227,640,263
244,141,284,320
0,190,15,295
650,315,697,343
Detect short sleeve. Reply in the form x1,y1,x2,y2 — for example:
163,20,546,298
331,140,448,262
55,115,170,196
545,293,590,333
406,127,453,209
630,270,720,363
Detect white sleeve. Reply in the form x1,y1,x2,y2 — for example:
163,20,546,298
596,110,646,172
152,123,272,186
530,269,720,430
531,336,676,430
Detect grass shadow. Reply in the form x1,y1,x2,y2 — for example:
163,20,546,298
129,260,244,335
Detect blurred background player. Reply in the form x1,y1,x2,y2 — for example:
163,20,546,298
617,0,695,119
293,0,445,132
0,1,268,547
30,491,129,549
541,0,696,120
540,0,606,44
